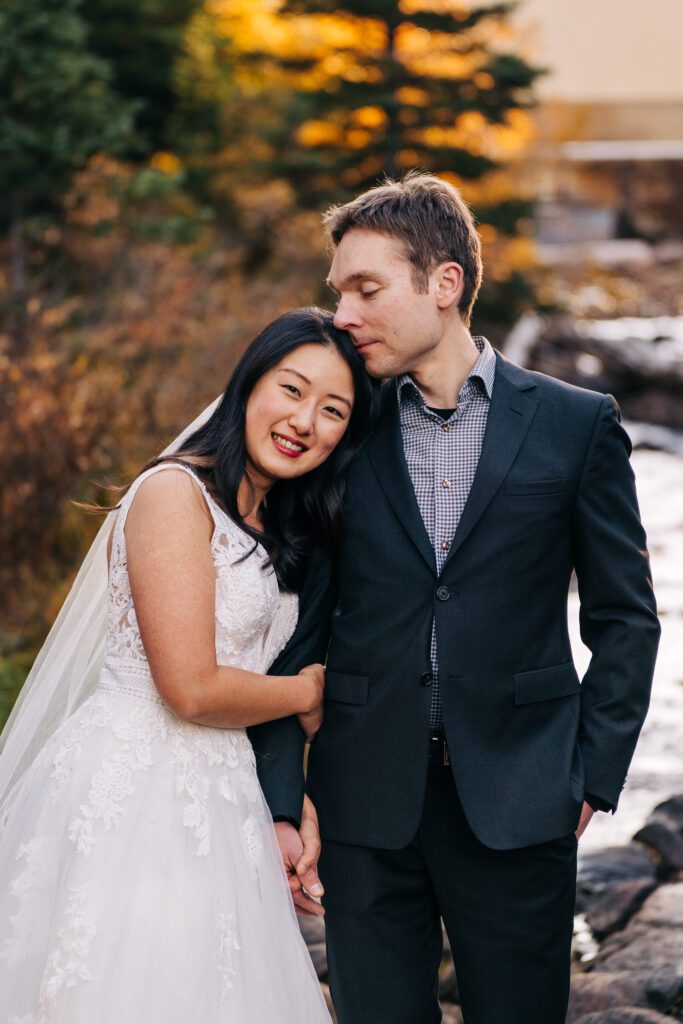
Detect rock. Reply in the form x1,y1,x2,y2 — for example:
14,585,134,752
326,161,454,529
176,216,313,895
581,879,657,939
650,794,683,830
440,1004,464,1024
595,925,683,1011
567,972,650,1022
634,801,683,872
632,881,683,928
572,1010,674,1024
439,961,459,1002
319,983,338,1022
633,821,683,871
307,941,328,979
577,846,657,900
576,845,659,939
299,915,326,946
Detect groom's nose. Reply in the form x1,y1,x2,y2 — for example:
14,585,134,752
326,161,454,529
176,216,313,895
334,295,362,332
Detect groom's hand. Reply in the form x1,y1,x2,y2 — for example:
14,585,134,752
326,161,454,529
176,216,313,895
274,814,325,917
575,800,595,841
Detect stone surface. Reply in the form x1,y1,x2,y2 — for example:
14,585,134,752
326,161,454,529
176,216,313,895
596,925,683,1011
633,821,683,872
439,961,459,1002
299,915,326,946
320,983,337,1023
582,879,657,939
635,881,683,928
576,846,657,901
567,972,650,1022
307,941,328,980
572,1010,675,1024
440,1004,464,1024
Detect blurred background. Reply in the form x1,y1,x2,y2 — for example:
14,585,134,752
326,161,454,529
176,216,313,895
1,0,681,847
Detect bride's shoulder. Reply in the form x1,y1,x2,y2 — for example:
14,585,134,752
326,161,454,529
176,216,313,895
123,463,214,532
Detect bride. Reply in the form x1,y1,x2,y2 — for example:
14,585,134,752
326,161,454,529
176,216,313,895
0,307,377,1023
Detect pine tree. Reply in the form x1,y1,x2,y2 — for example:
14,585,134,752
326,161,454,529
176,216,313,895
228,0,543,325
0,0,133,339
252,0,542,211
79,0,200,154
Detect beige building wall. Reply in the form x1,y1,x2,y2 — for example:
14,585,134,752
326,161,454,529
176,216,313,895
513,0,683,103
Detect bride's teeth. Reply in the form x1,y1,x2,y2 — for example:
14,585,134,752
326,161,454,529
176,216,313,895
273,433,304,452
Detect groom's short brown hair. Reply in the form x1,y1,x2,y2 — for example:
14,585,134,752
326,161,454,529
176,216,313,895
323,171,483,327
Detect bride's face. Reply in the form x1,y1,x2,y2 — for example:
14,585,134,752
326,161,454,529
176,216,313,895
244,342,355,488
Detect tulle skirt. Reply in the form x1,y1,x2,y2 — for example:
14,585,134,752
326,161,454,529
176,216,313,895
0,689,330,1023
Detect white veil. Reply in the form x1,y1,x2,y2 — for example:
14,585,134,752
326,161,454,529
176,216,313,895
0,396,222,826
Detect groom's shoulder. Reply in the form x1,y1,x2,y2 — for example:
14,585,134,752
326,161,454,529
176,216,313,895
495,351,612,415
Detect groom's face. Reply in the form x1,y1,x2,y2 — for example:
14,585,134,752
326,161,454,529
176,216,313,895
328,228,446,379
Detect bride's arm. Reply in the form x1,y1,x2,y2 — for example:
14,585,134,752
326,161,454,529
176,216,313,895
125,469,321,727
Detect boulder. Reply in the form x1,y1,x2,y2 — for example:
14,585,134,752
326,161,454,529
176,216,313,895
577,846,657,900
634,799,683,872
571,1010,674,1024
595,924,683,1011
439,961,459,1002
299,915,326,946
634,882,683,928
440,1004,464,1024
580,879,656,939
307,941,328,979
319,982,337,1022
567,972,649,1022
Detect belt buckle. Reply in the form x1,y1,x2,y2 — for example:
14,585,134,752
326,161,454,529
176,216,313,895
430,735,450,767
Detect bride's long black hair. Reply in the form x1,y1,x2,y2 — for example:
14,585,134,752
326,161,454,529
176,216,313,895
147,307,379,592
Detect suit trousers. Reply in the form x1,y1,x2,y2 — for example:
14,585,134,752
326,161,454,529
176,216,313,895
319,766,577,1024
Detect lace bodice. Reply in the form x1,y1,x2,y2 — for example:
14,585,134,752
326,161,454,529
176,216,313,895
100,463,299,704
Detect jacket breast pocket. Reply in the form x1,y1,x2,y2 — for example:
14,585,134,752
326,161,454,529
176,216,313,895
505,478,567,496
514,662,581,705
325,671,370,706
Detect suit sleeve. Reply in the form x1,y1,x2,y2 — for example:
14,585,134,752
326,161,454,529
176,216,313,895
572,395,661,809
247,546,336,826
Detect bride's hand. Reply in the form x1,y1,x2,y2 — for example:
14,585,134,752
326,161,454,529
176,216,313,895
297,663,325,742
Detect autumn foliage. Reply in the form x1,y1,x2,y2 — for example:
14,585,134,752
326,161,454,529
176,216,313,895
1,0,543,722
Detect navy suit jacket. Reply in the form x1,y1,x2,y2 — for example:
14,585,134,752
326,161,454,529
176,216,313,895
249,352,660,850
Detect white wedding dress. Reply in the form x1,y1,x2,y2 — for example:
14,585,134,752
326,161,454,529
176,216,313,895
0,464,331,1023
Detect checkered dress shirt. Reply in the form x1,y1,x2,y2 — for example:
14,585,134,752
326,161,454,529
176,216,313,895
397,336,496,733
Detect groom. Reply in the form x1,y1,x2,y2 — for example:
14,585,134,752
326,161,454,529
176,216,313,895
250,173,660,1023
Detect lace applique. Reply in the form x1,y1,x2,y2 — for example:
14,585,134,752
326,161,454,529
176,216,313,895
67,706,168,856
214,910,241,1006
171,725,254,856
50,696,113,798
0,836,53,967
38,885,96,1016
242,816,264,875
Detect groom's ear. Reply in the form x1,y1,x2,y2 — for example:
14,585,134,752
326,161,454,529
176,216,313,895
434,262,464,310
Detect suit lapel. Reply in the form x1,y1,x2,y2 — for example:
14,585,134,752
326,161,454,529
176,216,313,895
443,353,539,567
365,387,437,574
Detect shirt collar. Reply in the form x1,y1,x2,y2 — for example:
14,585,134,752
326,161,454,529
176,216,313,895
396,335,496,407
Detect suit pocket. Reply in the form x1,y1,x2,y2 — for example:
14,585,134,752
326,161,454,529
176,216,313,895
325,671,370,706
505,478,566,496
514,662,580,705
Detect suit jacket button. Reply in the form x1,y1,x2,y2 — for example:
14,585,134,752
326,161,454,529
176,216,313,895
436,586,450,601
420,672,433,687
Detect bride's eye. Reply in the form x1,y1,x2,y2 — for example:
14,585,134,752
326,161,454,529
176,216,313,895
281,384,301,396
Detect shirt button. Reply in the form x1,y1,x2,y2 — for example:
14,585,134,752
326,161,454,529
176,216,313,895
436,586,450,601
441,540,450,551
442,423,451,432
442,479,451,488
420,672,433,687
